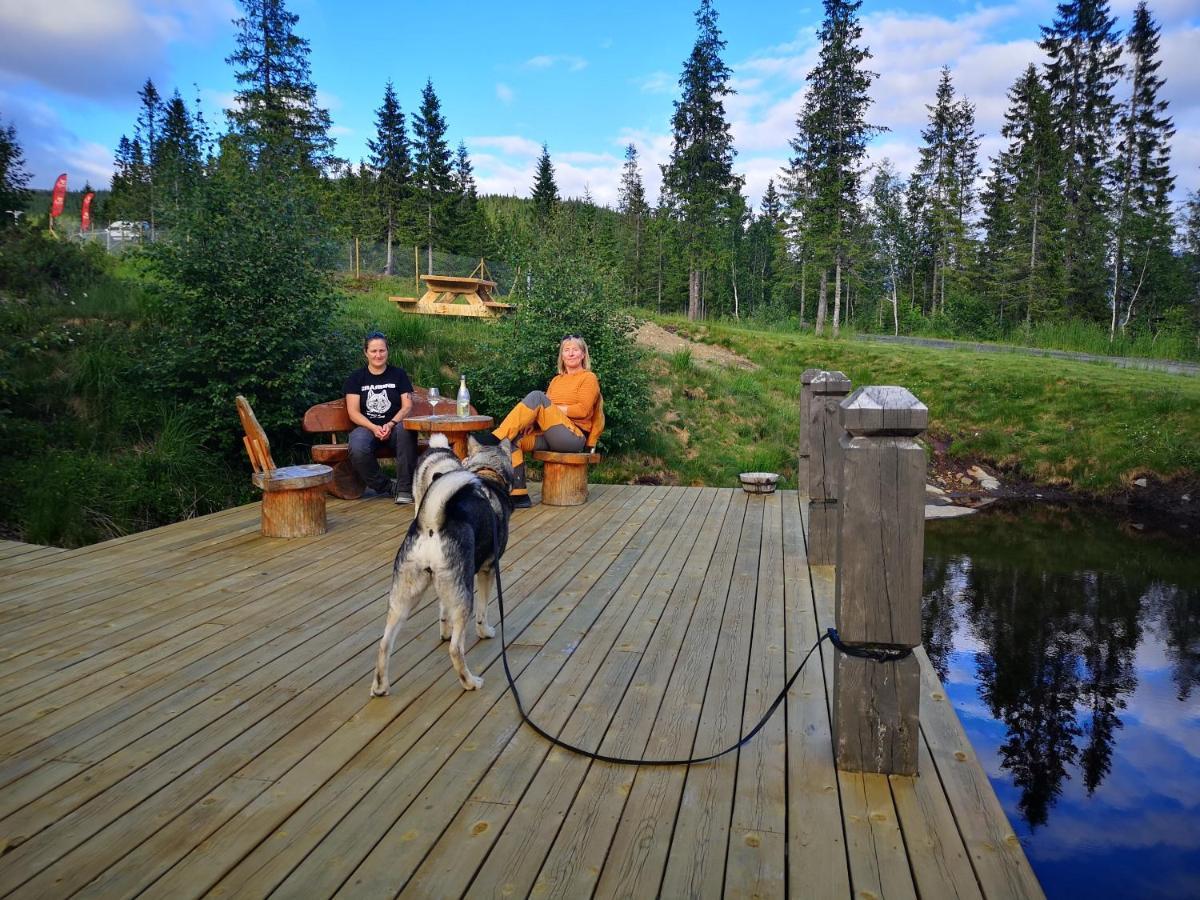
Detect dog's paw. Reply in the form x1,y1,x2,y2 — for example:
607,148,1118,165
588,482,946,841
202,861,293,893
476,623,496,639
370,678,390,697
462,674,484,691
439,621,452,641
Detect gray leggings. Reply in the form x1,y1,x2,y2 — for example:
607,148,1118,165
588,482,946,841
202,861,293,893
522,391,587,452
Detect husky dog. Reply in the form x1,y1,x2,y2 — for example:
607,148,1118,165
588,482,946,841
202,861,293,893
413,433,464,511
371,434,516,696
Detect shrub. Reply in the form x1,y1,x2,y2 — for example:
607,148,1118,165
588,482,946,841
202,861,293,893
468,243,650,453
145,151,339,452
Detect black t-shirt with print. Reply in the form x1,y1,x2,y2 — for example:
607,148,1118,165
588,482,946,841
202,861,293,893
343,364,414,425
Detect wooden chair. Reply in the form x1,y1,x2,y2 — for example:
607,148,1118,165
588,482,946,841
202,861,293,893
532,397,605,506
237,395,334,537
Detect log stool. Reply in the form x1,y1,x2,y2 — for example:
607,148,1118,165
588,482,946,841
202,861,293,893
531,451,601,506
237,395,334,537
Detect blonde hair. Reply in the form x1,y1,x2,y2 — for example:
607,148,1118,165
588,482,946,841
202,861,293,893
557,336,591,375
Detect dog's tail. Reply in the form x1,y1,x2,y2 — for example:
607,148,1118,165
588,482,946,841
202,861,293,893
428,432,450,450
416,469,477,532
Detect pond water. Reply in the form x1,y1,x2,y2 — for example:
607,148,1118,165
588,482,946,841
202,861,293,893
922,504,1200,899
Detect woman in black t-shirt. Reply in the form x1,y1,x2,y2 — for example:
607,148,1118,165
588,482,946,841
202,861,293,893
343,331,419,504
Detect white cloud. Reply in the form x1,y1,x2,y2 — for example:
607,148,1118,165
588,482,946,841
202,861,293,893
523,54,587,72
634,71,675,94
495,82,514,104
0,0,226,99
468,135,543,158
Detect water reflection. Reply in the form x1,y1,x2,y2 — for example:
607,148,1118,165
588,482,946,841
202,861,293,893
922,503,1200,897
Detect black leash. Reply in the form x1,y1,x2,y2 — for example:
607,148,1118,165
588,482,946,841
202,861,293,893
486,489,911,767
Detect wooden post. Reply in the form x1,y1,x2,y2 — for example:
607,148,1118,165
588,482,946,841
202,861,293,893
798,367,823,496
415,246,420,295
832,385,928,776
806,370,851,565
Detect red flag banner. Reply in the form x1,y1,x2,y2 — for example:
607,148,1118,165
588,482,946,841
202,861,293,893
50,173,68,218
81,192,95,231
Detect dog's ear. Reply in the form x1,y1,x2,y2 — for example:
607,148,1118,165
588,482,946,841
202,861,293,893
467,434,481,454
498,438,514,454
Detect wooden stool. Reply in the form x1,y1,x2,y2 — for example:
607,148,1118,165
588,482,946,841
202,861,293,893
532,451,601,506
256,466,334,537
237,395,334,537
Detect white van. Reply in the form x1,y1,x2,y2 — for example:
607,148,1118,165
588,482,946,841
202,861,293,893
107,221,147,240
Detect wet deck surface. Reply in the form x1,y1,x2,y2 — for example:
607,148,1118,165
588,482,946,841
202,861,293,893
0,485,1041,898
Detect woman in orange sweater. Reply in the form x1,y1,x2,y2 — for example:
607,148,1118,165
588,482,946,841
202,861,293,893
486,335,601,508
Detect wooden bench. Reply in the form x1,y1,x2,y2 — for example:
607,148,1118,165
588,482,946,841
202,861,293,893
237,395,334,537
303,387,477,500
530,397,605,506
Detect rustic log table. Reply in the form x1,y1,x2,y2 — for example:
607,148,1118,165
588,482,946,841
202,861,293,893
403,414,494,459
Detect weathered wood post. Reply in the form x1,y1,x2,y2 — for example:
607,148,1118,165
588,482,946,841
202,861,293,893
807,370,851,565
832,385,928,776
797,368,823,495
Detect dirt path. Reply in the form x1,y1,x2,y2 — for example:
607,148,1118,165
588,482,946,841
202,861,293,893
634,322,758,370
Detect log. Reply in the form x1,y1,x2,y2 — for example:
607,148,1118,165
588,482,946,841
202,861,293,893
260,483,328,538
832,385,928,776
807,370,851,565
533,451,600,506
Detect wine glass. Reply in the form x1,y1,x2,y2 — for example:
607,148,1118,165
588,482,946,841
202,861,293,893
427,387,441,417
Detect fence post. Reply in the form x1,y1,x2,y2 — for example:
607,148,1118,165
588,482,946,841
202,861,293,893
832,385,928,776
797,368,823,496
807,370,851,565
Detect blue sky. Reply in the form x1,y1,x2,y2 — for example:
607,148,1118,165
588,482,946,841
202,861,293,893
2,0,1197,211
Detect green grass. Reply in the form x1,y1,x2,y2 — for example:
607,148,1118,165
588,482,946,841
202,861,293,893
599,314,1200,496
331,292,1199,496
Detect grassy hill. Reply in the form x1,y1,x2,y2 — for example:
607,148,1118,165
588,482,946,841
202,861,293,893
337,287,1200,502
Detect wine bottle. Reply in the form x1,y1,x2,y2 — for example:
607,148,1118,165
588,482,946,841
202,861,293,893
457,375,470,416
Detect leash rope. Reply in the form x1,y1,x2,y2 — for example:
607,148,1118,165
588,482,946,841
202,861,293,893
486,488,905,768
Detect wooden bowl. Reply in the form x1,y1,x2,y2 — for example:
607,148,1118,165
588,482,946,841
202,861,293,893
739,472,780,494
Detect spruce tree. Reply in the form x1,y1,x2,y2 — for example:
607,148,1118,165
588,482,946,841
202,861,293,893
784,0,880,336
368,81,412,275
1109,1,1175,336
531,143,559,225
136,79,162,235
0,115,30,227
450,141,486,254
661,0,743,320
979,65,1067,327
412,79,454,273
867,161,906,335
225,0,336,174
155,91,203,231
617,143,648,305
1040,0,1123,319
909,68,981,317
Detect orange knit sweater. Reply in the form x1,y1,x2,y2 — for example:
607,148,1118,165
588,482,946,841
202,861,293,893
546,370,601,435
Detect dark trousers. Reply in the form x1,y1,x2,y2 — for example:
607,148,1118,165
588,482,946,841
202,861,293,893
348,425,419,494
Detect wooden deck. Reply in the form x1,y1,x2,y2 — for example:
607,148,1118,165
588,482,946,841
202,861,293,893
0,486,1042,899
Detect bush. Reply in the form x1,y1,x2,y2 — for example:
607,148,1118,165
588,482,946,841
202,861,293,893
0,225,109,301
145,151,339,453
468,243,650,453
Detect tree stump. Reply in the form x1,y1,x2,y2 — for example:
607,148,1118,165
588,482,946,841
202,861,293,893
832,385,928,775
253,464,333,537
807,370,851,565
533,451,599,506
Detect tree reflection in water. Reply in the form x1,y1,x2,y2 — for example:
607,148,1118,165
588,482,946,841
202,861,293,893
921,503,1200,828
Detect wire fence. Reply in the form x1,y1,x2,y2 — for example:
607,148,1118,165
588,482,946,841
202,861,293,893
71,228,517,297
333,242,517,297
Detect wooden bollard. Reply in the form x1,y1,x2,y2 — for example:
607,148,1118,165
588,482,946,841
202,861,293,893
797,368,823,495
806,370,851,565
832,385,928,776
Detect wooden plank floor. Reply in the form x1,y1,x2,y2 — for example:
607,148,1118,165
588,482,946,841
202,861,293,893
0,485,1042,899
